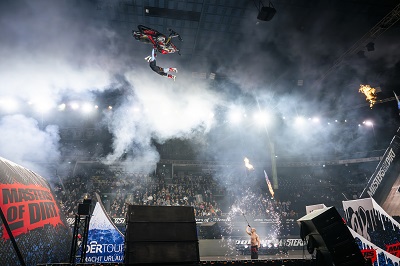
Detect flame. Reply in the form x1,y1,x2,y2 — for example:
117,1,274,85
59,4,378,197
359,84,377,108
244,157,254,170
267,182,274,198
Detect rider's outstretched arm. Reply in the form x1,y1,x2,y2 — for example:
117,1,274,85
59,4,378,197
151,48,156,61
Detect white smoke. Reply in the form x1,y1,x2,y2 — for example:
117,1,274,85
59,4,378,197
0,114,60,177
0,1,128,175
102,69,222,171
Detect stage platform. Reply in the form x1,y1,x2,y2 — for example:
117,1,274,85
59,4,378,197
37,244,312,266
38,260,312,266
37,254,313,266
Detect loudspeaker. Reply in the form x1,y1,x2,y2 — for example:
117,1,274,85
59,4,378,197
198,222,222,239
257,6,276,21
125,222,198,241
125,205,199,265
127,205,195,222
77,203,91,215
298,207,366,266
126,242,199,264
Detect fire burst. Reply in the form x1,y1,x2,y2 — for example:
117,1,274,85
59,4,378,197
244,157,254,170
359,84,377,108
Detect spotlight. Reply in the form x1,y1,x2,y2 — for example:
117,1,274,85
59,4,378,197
366,42,375,52
228,107,244,123
58,103,66,111
295,116,305,125
70,102,80,110
312,117,320,123
363,120,374,127
82,103,94,113
253,111,270,126
31,99,54,113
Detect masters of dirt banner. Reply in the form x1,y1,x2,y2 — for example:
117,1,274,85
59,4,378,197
360,134,400,205
343,198,400,258
0,157,71,266
83,198,124,263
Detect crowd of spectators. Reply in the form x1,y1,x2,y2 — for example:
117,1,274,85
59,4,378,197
51,162,375,241
105,173,224,218
275,166,368,217
52,163,369,223
53,170,225,219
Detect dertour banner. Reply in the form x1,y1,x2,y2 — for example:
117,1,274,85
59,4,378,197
82,196,124,263
0,157,71,266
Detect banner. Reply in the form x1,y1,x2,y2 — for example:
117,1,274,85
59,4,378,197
235,238,305,248
349,226,400,266
1,183,62,239
67,216,297,226
84,197,124,263
360,134,400,206
0,157,71,266
343,198,400,257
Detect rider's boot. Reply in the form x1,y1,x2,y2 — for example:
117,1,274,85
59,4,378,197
167,74,176,81
168,68,178,73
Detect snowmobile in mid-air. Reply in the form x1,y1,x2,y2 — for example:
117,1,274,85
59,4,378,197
132,25,182,55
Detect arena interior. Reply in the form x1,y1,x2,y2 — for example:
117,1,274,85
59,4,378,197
1,0,400,266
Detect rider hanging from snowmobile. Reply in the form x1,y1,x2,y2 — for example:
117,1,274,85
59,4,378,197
133,25,182,55
144,47,177,81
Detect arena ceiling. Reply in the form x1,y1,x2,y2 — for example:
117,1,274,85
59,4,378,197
96,0,400,79
91,0,400,128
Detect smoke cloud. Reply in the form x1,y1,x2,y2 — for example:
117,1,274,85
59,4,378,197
0,0,399,182
0,114,60,176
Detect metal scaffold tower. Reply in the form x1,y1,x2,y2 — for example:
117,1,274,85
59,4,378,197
69,199,92,264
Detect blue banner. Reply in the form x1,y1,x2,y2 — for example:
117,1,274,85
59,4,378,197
84,201,124,263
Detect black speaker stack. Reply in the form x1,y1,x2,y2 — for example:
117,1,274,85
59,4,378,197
125,205,199,265
298,207,368,266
